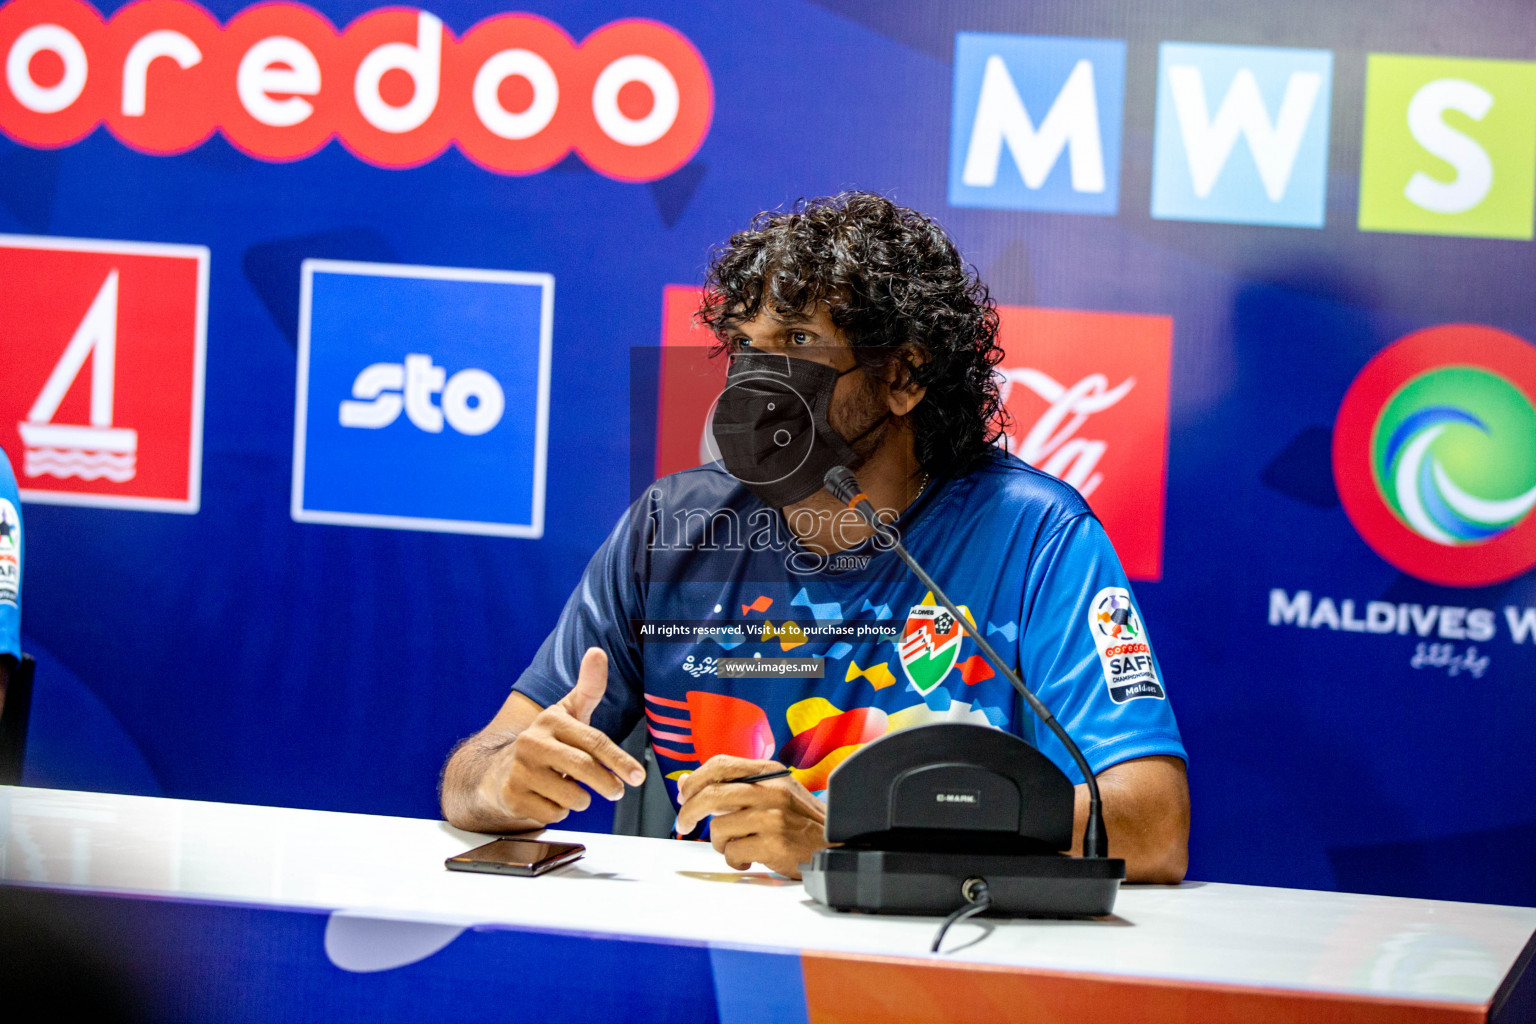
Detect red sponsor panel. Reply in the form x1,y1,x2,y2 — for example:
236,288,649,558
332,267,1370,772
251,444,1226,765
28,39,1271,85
654,284,727,479
0,235,208,511
993,306,1173,580
0,0,711,180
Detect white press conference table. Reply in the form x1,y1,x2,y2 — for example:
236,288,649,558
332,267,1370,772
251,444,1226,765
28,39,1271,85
1,786,1532,1024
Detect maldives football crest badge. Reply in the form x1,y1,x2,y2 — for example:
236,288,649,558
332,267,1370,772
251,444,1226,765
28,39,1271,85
898,595,971,695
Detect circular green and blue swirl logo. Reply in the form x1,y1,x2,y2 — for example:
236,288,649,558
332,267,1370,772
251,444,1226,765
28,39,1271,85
1334,325,1536,587
1372,367,1536,545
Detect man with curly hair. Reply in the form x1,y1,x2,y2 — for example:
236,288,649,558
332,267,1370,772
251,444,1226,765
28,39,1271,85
442,193,1189,883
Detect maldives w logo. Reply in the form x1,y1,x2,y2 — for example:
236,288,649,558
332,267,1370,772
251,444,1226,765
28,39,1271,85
1373,370,1536,545
1334,324,1536,586
0,235,208,512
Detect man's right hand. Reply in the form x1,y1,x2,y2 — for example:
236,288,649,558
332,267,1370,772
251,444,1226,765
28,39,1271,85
476,647,646,827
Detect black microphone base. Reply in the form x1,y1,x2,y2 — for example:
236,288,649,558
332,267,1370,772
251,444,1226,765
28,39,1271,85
803,848,1125,918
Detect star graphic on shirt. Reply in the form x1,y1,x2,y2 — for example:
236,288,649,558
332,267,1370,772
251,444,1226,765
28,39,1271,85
0,516,12,544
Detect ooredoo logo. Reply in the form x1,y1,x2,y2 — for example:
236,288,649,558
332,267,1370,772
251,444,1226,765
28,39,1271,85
1334,324,1536,586
0,0,712,181
0,233,208,512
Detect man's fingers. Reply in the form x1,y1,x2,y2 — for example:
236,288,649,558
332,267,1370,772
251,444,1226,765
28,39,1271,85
540,739,626,802
676,785,750,835
677,756,783,803
723,842,756,872
722,831,803,878
720,832,774,873
526,766,593,814
676,782,779,834
558,647,610,726
500,785,569,825
548,714,646,785
706,807,762,853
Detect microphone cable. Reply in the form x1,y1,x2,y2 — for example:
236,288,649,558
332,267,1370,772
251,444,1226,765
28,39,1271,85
931,877,992,954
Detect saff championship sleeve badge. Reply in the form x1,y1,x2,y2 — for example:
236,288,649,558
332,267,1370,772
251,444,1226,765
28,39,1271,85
1089,587,1165,703
0,498,18,609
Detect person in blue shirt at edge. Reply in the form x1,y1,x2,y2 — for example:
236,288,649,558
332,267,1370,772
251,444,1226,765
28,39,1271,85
0,446,23,719
442,192,1190,883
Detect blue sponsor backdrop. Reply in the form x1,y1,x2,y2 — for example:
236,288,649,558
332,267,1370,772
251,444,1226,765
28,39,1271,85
6,0,1536,908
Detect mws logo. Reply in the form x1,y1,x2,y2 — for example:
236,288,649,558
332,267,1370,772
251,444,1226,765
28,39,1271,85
1334,324,1536,586
0,0,712,180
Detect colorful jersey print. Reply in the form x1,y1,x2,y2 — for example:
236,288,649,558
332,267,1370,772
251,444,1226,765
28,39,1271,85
513,449,1185,807
0,447,21,662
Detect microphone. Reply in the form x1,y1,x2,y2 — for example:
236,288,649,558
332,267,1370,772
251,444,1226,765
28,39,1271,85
824,465,1109,859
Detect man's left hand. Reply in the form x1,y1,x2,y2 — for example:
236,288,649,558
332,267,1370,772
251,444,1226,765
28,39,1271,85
675,756,828,878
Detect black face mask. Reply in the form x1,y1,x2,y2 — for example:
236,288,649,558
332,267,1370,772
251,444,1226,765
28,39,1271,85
710,352,885,507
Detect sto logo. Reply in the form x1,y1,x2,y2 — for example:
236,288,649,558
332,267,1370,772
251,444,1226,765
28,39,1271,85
340,355,504,436
292,259,551,537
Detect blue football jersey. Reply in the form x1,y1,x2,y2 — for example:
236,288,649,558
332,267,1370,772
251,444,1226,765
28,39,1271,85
0,447,21,663
514,448,1184,807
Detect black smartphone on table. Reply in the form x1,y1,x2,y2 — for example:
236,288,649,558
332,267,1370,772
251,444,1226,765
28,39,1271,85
445,838,586,876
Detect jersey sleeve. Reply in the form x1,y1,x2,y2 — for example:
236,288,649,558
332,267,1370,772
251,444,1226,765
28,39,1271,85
0,447,20,664
1016,513,1185,783
510,493,653,741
